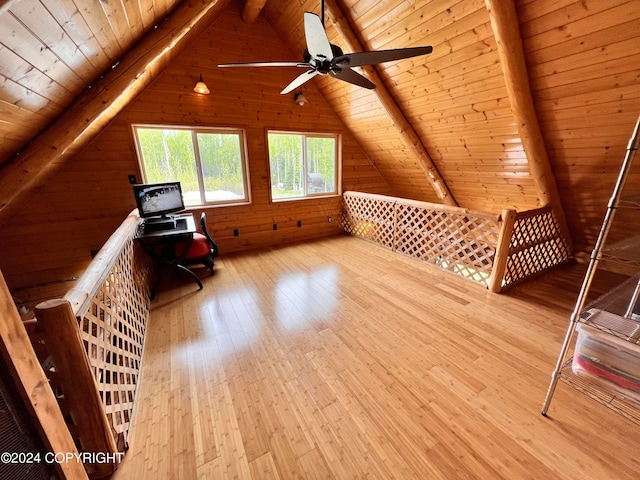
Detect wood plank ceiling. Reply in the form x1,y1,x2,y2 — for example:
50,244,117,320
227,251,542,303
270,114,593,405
266,0,513,207
0,0,179,164
0,0,638,253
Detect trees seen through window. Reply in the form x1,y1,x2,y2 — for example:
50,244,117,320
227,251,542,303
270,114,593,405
132,125,250,206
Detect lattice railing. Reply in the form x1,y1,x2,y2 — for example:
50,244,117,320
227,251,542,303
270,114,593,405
502,206,572,289
33,211,152,478
74,237,152,449
343,192,502,289
342,192,396,248
343,192,572,292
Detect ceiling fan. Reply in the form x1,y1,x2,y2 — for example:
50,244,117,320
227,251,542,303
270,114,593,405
218,8,433,95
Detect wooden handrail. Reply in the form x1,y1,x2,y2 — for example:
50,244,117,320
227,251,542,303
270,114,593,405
501,205,572,289
30,209,153,477
64,210,141,316
514,205,555,219
343,191,498,221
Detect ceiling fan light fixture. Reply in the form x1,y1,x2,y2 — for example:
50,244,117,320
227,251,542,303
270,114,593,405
294,91,308,106
194,74,210,95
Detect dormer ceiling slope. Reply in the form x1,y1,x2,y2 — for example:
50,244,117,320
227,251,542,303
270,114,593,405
0,0,230,219
0,0,638,254
0,0,183,166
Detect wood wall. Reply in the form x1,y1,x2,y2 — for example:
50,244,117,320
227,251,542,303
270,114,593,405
518,0,640,251
0,2,389,301
262,0,640,253
263,0,541,211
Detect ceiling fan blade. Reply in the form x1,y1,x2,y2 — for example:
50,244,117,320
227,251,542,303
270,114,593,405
304,12,333,61
218,61,310,68
333,46,433,67
280,70,320,95
330,67,376,90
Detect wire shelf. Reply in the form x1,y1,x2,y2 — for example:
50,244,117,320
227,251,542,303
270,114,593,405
559,358,640,425
602,235,640,267
618,193,640,209
580,275,640,340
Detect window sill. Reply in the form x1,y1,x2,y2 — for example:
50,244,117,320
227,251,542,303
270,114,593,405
271,194,341,203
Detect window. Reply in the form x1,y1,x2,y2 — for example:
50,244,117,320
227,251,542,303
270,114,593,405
132,124,250,206
267,131,340,201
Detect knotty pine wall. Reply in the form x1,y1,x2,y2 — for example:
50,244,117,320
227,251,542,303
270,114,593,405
263,0,640,254
0,3,390,302
518,0,640,252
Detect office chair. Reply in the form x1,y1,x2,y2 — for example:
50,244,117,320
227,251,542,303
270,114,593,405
175,212,219,275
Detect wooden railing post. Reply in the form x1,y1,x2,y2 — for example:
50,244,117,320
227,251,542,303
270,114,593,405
34,298,119,478
489,208,517,292
1,273,89,480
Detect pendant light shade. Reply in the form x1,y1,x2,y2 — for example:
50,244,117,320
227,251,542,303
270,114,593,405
294,91,308,106
194,74,210,95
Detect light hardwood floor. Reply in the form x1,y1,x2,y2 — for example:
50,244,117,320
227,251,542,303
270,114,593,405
112,235,640,479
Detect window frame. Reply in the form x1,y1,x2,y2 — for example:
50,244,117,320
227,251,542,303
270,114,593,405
131,123,252,208
266,129,342,202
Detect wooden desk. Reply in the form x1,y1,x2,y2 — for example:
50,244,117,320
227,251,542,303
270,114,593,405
137,213,203,299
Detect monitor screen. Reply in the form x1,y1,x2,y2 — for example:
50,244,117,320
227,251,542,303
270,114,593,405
133,182,185,218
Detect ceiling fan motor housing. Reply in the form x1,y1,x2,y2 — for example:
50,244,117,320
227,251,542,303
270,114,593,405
303,44,345,74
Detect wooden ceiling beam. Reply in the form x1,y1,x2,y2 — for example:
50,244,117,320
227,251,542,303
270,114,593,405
242,0,267,23
0,0,232,223
485,0,572,248
324,0,457,207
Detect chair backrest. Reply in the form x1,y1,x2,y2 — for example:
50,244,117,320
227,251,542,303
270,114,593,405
199,212,219,256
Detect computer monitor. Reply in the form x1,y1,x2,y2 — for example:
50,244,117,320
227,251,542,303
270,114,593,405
133,182,185,218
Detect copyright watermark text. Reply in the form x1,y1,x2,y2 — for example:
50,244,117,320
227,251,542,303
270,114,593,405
1,451,124,465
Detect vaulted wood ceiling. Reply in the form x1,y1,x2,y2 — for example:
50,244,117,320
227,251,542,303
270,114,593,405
0,0,177,164
0,0,638,253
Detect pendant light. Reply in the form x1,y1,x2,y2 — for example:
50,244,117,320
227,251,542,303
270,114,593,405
193,74,210,95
